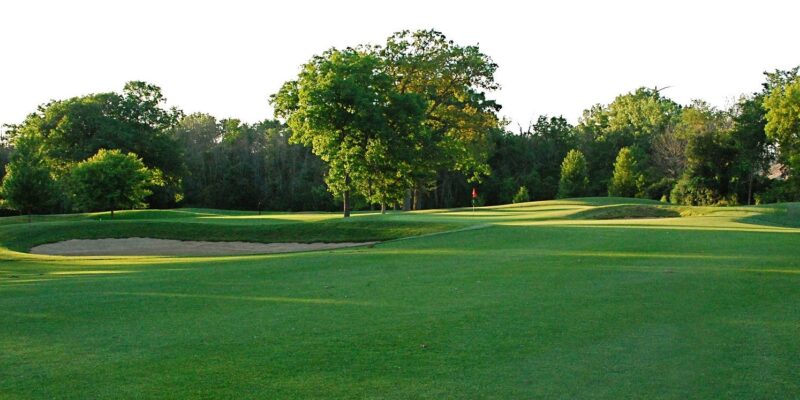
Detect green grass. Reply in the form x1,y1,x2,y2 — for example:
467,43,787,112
569,204,681,219
0,210,460,253
1,199,799,399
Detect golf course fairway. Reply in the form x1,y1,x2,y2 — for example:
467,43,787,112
1,198,798,399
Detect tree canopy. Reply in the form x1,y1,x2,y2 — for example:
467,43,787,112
272,30,502,216
69,149,161,217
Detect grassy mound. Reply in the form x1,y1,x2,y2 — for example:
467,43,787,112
0,210,460,253
570,204,680,220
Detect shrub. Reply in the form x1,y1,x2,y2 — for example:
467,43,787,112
512,186,530,204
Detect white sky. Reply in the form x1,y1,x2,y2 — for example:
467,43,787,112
1,0,798,130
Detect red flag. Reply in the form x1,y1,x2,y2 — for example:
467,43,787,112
472,188,478,199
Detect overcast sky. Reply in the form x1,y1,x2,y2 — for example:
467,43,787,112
1,0,798,130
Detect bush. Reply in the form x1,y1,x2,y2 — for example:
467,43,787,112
512,186,530,204
69,149,162,217
670,176,737,206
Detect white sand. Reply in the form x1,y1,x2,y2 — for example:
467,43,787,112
30,237,377,256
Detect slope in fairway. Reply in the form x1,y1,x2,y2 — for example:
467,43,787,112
1,199,799,399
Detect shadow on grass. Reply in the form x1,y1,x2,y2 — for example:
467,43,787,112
736,203,800,229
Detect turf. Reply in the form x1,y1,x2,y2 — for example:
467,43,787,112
569,204,680,219
1,199,799,399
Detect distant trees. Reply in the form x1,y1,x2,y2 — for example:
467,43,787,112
575,88,681,196
669,101,738,205
1,135,57,220
69,149,161,217
558,149,589,198
5,81,183,208
173,115,334,211
0,32,797,215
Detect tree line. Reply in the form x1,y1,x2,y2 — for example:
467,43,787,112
1,30,799,218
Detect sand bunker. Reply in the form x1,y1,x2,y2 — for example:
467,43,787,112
30,237,377,256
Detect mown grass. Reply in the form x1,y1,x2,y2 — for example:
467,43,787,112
0,211,460,253
0,199,799,399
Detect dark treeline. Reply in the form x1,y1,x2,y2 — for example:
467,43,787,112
1,41,798,216
173,115,335,211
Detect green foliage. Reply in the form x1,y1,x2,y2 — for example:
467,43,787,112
272,48,426,216
172,115,335,212
512,186,530,204
0,135,58,216
380,30,500,191
730,94,772,204
69,149,162,216
272,30,502,213
576,88,681,195
608,147,644,197
670,101,738,205
764,75,800,197
6,81,183,208
480,116,574,205
557,149,589,198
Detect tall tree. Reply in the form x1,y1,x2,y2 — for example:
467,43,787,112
272,48,425,217
172,113,220,205
380,30,500,209
730,95,772,204
558,149,589,198
764,75,800,198
608,147,644,198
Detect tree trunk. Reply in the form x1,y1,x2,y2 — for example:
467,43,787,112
403,190,412,211
343,174,351,218
380,202,386,214
111,208,115,219
747,172,754,205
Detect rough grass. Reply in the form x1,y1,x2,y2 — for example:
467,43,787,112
1,199,799,399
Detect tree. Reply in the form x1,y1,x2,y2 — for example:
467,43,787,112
558,149,589,198
380,30,500,209
764,75,800,198
1,135,57,221
7,81,183,208
730,95,772,204
608,147,644,197
670,101,737,205
271,48,425,217
69,149,161,217
172,113,220,205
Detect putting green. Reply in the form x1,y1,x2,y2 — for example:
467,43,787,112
1,198,798,399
